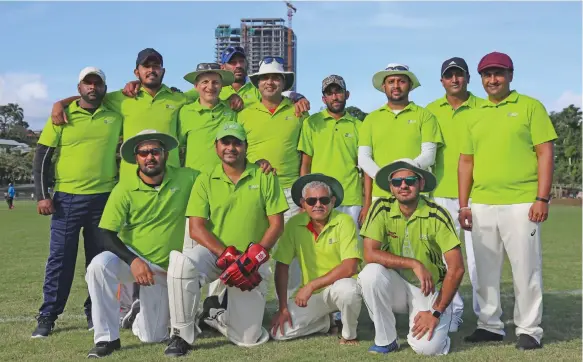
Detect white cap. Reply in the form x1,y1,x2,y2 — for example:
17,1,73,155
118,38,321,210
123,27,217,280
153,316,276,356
78,67,106,85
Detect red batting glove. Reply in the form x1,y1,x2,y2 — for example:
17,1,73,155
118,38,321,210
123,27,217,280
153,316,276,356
220,243,269,288
216,246,241,270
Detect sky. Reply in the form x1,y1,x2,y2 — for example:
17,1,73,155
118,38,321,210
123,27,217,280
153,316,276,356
0,1,581,130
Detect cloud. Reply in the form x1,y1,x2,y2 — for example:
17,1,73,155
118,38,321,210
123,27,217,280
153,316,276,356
0,73,51,129
551,90,582,112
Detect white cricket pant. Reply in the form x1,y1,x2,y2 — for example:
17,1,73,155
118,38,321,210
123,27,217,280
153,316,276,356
471,203,543,342
86,251,169,344
358,264,452,356
336,205,362,232
271,278,362,341
281,187,303,298
167,245,270,347
433,197,479,317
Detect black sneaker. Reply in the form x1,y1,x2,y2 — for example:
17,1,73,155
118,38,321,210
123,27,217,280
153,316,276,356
164,335,192,357
87,339,121,358
199,296,222,330
516,334,542,350
31,315,55,338
464,329,504,343
120,299,140,329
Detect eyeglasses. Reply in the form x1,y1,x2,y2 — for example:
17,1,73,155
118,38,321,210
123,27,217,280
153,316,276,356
304,197,332,206
196,63,221,71
136,147,164,157
390,176,419,187
262,56,285,65
224,46,245,55
385,65,409,71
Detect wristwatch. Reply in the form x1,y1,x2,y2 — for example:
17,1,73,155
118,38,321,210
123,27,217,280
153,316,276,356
430,307,442,319
535,197,550,203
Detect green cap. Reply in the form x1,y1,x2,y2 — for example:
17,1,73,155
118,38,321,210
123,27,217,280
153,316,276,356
216,121,246,141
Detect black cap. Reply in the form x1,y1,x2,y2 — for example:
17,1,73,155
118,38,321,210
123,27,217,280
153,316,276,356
136,48,163,68
441,57,469,77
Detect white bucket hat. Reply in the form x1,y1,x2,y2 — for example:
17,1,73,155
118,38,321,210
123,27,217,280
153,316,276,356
372,63,421,92
249,57,295,92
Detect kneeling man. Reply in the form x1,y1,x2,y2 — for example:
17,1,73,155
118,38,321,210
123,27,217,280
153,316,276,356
358,159,465,355
271,173,362,345
85,130,198,358
165,122,289,357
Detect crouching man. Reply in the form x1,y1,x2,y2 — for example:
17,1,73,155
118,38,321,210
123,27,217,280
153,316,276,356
358,159,465,355
270,174,362,345
164,122,289,357
85,130,198,358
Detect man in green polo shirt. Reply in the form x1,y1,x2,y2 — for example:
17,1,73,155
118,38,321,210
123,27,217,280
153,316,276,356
298,75,364,228
31,67,122,338
426,57,487,331
459,52,557,350
358,159,465,355
85,130,197,358
270,174,362,345
164,122,288,357
358,63,443,205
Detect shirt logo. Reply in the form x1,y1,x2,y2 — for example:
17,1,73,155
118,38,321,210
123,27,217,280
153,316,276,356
285,116,294,120
420,234,429,241
387,231,398,238
408,119,417,124
103,119,113,124
248,185,259,190
507,112,518,117
166,104,176,110
328,238,336,244
244,94,251,99
344,133,354,138
170,187,179,193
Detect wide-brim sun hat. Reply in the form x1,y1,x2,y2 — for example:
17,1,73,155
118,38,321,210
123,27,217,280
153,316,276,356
291,173,344,208
376,158,437,193
183,63,235,86
372,63,421,92
120,129,178,164
249,57,295,92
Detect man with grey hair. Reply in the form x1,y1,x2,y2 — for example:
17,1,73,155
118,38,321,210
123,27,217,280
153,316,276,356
270,173,363,345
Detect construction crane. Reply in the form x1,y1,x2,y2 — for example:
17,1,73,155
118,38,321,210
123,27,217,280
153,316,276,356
285,1,296,73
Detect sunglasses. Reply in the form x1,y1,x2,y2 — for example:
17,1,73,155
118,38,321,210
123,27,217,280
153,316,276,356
385,65,409,71
390,176,419,187
196,63,221,71
224,46,245,55
262,56,285,65
304,197,332,206
136,147,164,157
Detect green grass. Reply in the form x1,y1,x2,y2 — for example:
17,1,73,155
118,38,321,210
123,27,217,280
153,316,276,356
0,200,581,361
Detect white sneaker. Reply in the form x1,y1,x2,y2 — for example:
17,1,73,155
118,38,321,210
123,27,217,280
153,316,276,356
449,315,463,332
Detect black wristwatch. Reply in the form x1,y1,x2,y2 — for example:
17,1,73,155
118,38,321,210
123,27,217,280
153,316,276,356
430,307,442,319
535,197,550,204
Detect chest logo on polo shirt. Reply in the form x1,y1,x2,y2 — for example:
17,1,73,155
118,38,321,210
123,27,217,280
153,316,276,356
408,119,417,124
103,119,113,124
166,104,176,110
244,94,251,99
420,234,429,241
170,187,179,193
387,231,398,238
248,185,259,190
285,116,294,120
344,133,354,138
328,238,336,244
507,112,519,117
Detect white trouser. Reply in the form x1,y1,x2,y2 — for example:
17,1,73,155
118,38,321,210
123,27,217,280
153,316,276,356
336,205,362,232
271,278,362,341
471,203,543,342
358,264,452,356
281,187,303,298
86,251,169,344
167,245,270,347
433,197,479,317
118,283,133,315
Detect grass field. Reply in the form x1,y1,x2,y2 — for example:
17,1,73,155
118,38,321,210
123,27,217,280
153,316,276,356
1,200,581,361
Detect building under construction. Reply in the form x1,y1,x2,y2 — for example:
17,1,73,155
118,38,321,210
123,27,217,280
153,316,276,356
214,18,297,91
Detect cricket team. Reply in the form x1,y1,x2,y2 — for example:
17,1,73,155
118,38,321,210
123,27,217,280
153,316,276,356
30,46,556,358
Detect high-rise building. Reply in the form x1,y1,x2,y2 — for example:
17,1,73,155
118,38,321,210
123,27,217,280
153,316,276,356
214,18,297,91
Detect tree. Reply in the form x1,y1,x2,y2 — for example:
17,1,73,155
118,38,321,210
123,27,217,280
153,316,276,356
550,104,582,187
0,103,28,139
346,106,368,121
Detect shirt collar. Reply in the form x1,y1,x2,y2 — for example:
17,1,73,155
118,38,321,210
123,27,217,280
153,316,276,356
320,109,357,123
210,161,256,184
482,90,519,108
191,99,227,112
137,84,172,99
299,209,342,232
252,96,293,114
68,100,110,116
437,92,479,109
379,101,418,114
132,166,176,191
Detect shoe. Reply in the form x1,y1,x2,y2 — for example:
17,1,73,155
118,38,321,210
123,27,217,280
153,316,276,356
464,329,504,343
516,334,542,350
87,318,94,331
199,296,221,330
87,339,121,358
31,315,55,338
164,335,192,357
449,314,463,332
368,339,399,354
120,299,140,329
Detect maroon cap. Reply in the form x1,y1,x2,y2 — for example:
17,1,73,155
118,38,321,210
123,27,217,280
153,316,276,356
477,52,514,73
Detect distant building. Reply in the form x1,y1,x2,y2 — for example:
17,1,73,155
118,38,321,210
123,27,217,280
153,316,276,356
215,18,297,91
0,139,32,154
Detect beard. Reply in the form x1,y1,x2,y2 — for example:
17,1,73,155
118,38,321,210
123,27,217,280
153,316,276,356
140,72,163,88
139,161,164,177
327,101,346,113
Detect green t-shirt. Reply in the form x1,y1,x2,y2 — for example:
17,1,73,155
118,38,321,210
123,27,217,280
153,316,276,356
177,99,238,174
359,102,443,198
186,162,289,252
298,110,362,206
426,93,487,198
38,101,122,194
98,166,198,269
460,91,558,204
360,196,460,289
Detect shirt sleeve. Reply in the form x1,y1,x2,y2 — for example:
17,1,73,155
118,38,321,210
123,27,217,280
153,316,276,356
529,100,558,145
272,225,295,265
185,175,210,218
264,173,290,216
103,91,123,114
184,89,200,103
98,185,129,232
459,119,474,155
338,215,363,262
297,117,314,155
37,116,63,148
358,115,372,147
176,108,188,146
359,199,387,242
434,208,461,253
421,111,444,145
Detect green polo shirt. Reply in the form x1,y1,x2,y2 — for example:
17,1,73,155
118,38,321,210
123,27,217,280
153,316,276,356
298,110,362,206
38,101,122,194
177,99,237,174
238,97,307,189
359,102,443,198
426,93,487,198
99,166,198,269
273,210,362,294
186,162,289,252
360,196,459,289
460,91,558,205
184,82,262,108
104,85,189,180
